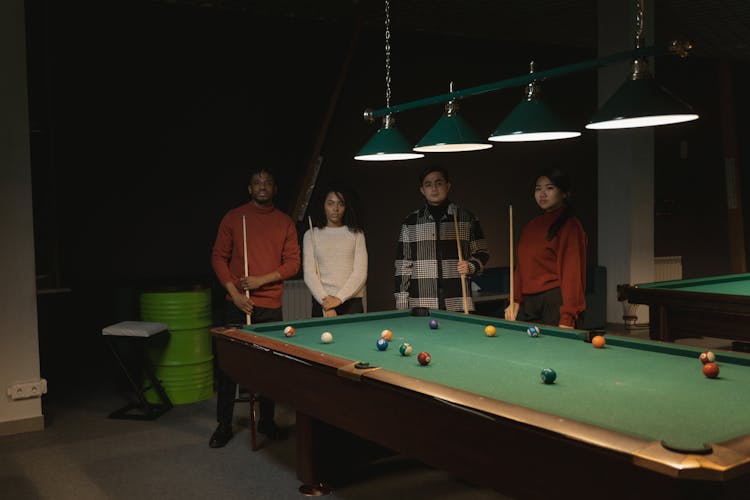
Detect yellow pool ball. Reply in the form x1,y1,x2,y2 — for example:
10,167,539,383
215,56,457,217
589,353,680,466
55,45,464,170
484,325,496,337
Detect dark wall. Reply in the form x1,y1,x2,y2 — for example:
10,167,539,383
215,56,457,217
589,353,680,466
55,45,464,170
27,0,749,337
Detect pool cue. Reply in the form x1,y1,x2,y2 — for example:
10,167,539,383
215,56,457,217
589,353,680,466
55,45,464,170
453,212,469,314
242,215,251,326
308,216,322,280
509,205,514,320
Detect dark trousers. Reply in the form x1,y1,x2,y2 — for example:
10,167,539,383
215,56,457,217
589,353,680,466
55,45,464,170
215,302,282,426
518,287,563,326
517,287,585,328
311,297,364,318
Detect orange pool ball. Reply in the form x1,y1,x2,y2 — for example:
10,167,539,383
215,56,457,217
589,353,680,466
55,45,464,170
484,325,496,337
381,329,393,341
591,335,606,348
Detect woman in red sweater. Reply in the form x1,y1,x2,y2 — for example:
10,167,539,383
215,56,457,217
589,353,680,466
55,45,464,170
505,168,587,329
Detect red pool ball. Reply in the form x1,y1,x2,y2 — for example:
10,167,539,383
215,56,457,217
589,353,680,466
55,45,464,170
417,351,431,366
702,362,720,379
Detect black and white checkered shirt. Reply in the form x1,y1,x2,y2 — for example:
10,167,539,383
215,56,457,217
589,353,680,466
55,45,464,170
395,203,489,311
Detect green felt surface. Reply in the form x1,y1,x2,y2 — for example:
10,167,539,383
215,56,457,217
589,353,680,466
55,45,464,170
638,272,750,295
242,310,750,450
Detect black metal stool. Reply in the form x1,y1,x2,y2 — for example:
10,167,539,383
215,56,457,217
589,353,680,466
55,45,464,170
102,321,173,420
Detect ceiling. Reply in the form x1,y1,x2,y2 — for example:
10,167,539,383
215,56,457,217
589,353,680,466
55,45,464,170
155,0,750,62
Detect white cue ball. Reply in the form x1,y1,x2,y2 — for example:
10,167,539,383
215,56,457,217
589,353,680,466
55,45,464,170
321,331,333,344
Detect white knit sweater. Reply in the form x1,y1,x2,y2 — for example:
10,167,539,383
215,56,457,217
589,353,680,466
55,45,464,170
303,226,368,304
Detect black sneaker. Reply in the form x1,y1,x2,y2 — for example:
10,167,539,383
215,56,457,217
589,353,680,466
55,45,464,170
209,424,233,448
257,419,289,440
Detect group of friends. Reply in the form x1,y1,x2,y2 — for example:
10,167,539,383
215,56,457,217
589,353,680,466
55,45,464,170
207,165,587,448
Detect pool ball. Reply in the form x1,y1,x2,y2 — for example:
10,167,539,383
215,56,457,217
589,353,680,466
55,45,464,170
429,319,439,329
591,335,606,348
321,331,333,344
417,351,431,366
376,338,389,351
381,329,393,341
283,326,295,337
540,368,557,384
699,351,716,364
702,362,720,379
484,325,496,337
399,342,413,356
527,326,540,337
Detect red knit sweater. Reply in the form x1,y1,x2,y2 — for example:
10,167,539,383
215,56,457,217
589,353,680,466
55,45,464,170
211,202,300,309
513,208,587,327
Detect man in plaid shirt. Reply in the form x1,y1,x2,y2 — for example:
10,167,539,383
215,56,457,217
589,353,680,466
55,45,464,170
395,166,490,312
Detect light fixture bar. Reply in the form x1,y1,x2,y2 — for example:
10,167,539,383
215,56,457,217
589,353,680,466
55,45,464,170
362,43,680,121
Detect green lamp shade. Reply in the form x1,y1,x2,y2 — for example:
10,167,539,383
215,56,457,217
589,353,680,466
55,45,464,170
587,78,699,130
354,126,424,161
489,99,581,142
413,114,492,152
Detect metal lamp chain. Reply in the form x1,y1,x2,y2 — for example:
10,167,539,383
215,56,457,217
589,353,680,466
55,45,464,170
635,0,644,49
384,0,391,109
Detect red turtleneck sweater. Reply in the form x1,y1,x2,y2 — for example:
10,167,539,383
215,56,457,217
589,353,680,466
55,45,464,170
513,208,586,327
212,202,300,309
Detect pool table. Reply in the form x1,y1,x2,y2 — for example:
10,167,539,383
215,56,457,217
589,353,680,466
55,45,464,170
212,309,750,499
619,273,750,343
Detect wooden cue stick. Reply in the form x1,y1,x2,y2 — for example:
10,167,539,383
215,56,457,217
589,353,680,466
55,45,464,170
242,215,251,326
308,216,322,281
509,205,514,320
453,212,469,314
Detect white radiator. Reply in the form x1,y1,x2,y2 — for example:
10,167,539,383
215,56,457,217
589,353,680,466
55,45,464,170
282,279,312,321
654,256,683,282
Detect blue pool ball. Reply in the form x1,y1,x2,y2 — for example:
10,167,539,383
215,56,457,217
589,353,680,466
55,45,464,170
376,338,389,351
540,368,557,384
429,319,439,329
527,326,540,337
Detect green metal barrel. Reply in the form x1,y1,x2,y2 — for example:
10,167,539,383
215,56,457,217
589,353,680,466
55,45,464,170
139,288,213,404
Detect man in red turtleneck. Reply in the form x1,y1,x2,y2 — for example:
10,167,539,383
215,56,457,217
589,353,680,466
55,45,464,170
209,168,300,448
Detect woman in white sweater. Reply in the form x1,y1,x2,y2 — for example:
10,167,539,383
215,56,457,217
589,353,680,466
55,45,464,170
303,185,368,317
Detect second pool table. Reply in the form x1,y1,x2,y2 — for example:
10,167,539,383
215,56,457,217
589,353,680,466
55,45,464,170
619,272,750,342
212,309,750,499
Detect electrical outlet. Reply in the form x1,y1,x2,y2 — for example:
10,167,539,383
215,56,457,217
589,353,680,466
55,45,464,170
7,379,48,400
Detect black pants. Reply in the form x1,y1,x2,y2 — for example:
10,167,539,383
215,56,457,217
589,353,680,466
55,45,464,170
518,287,585,328
518,287,563,326
311,297,364,318
215,302,282,426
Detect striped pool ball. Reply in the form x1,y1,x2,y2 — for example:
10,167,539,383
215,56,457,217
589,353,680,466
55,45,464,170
540,368,557,384
399,343,413,356
381,329,393,341
283,326,295,337
527,326,540,337
699,351,716,365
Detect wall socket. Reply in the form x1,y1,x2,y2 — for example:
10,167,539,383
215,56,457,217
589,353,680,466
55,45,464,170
7,379,48,400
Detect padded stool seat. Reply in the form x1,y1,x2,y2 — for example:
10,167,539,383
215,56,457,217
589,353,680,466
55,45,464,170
102,321,173,420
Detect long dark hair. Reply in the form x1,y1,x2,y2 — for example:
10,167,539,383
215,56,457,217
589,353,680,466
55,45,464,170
310,183,363,232
537,168,573,241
